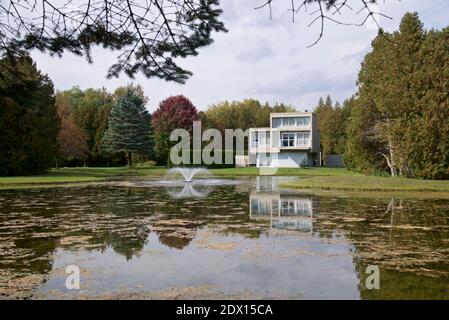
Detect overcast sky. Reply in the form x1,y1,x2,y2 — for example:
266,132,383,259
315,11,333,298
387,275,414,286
31,0,449,113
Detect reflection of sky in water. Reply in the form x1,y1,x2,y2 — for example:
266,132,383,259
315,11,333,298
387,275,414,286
0,176,448,299
40,231,358,299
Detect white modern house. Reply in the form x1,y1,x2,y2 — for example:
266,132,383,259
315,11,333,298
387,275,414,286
249,112,321,167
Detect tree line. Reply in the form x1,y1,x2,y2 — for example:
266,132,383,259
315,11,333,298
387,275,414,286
0,56,297,174
1,12,447,179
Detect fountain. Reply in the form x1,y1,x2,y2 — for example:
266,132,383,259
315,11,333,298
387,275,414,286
136,167,245,198
166,167,210,182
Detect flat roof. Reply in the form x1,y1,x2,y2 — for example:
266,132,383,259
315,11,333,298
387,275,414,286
270,112,314,117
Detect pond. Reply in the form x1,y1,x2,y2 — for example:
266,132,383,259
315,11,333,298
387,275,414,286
0,176,448,299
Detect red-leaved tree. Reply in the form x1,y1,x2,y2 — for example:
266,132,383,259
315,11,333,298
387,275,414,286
152,95,198,166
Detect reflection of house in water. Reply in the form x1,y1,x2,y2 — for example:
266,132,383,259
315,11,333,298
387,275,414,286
250,193,313,233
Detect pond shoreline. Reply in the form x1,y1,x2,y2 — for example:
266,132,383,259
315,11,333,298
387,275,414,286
1,167,449,194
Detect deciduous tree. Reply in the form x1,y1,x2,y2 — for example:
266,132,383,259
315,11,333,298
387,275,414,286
55,101,88,167
152,95,199,166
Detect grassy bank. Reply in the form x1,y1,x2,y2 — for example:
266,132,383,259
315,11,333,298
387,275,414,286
0,167,357,189
0,167,166,189
209,167,361,177
1,167,449,193
281,175,449,192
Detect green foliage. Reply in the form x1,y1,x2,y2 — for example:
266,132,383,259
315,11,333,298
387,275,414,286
101,88,154,166
56,100,89,166
202,99,296,132
56,87,114,165
0,55,58,175
314,95,349,158
345,13,449,179
0,1,226,83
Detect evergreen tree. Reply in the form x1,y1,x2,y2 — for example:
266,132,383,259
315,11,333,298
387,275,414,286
101,88,154,167
345,12,449,179
0,54,58,175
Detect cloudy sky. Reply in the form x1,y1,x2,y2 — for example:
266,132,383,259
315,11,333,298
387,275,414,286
32,0,449,113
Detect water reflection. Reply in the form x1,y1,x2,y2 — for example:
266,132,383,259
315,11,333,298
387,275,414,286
250,195,313,233
166,184,213,199
250,176,313,232
0,177,448,299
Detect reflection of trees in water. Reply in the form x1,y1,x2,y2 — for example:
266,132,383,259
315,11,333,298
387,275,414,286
0,185,265,276
2,185,448,299
312,196,449,299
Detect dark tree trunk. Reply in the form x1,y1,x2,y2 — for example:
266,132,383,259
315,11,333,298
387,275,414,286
126,151,133,167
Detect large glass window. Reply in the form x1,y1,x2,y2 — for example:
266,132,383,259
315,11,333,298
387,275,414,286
272,118,281,128
281,132,310,147
261,132,270,146
295,117,310,126
273,116,310,128
253,131,271,147
251,132,259,147
289,118,296,126
282,133,295,147
296,132,310,146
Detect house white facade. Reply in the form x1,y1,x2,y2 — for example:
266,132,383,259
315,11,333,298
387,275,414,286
249,112,321,168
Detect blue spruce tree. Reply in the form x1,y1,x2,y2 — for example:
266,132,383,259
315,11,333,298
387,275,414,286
102,88,154,166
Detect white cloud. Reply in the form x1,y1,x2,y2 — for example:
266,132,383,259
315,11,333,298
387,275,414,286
31,0,449,112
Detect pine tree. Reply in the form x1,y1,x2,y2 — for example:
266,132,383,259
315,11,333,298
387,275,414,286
0,54,58,175
102,88,154,167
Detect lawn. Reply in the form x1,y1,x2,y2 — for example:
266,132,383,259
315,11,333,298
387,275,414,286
209,167,361,177
281,175,449,192
0,166,357,188
0,166,166,189
1,166,449,193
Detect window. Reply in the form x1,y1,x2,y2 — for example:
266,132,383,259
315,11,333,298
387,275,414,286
295,117,310,126
273,116,310,128
281,132,310,147
251,132,259,147
296,132,310,147
289,118,295,126
282,133,295,147
253,131,271,147
296,132,310,146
